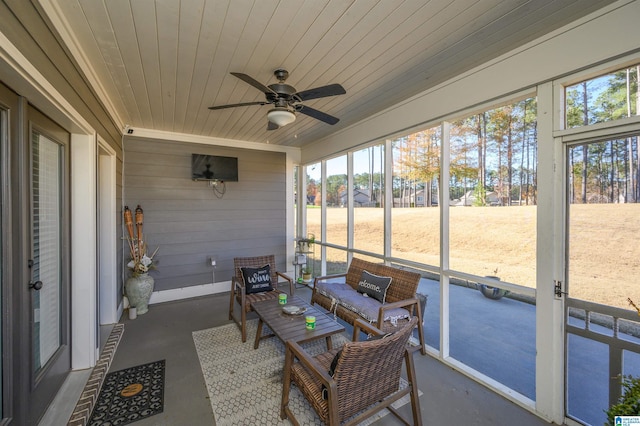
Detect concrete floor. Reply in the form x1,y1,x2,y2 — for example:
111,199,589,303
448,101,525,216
44,286,559,425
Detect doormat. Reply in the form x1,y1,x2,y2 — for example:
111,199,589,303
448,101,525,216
87,359,165,426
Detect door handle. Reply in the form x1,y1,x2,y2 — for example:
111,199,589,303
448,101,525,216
29,280,43,291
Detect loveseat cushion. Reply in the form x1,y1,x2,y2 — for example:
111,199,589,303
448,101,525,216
316,281,411,324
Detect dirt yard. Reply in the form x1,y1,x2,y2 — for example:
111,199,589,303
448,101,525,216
307,204,640,310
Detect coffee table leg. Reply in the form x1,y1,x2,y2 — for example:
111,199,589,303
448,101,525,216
325,336,333,350
254,319,264,349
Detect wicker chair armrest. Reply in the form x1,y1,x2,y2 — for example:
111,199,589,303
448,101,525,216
311,273,348,298
232,276,245,292
276,271,294,295
352,318,385,341
376,297,419,328
276,270,293,283
285,340,340,423
285,341,336,389
314,272,348,284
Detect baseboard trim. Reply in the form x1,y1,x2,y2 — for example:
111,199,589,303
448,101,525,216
148,281,230,305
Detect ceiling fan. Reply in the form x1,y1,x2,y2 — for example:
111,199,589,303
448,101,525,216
208,69,346,130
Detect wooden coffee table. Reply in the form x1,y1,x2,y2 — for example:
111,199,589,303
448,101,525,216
251,296,345,350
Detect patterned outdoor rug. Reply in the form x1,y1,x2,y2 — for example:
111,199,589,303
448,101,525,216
193,319,419,425
87,360,165,426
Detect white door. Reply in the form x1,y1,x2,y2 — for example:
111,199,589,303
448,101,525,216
564,136,640,426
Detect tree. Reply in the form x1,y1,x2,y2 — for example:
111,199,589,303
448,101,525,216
565,64,640,204
326,174,346,206
451,118,480,202
393,128,440,207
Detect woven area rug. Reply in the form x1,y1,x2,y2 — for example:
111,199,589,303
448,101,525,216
88,360,165,426
193,319,418,425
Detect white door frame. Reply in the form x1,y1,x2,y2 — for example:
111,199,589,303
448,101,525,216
98,139,118,326
71,133,98,368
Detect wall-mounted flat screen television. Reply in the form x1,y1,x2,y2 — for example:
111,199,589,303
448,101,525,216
191,154,238,182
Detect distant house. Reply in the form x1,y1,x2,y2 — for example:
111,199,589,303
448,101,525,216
394,188,438,207
339,188,377,207
450,190,502,206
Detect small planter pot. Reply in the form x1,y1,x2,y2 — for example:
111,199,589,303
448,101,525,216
479,276,509,300
125,273,155,314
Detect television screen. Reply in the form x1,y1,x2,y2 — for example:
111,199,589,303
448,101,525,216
191,154,238,182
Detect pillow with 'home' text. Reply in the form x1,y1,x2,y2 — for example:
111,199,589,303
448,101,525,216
357,270,392,303
240,264,273,294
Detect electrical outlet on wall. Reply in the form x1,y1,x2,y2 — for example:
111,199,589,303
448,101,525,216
210,256,217,267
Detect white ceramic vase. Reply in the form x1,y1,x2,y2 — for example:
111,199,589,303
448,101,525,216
125,273,154,314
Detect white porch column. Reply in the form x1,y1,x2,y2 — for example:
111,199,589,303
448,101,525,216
71,132,98,369
535,81,565,424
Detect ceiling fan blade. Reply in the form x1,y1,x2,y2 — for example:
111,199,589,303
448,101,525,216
208,101,267,110
298,105,340,125
267,121,279,131
231,72,277,95
295,83,346,101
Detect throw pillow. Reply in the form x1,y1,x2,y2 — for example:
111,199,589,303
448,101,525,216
357,270,392,303
322,349,343,400
240,264,273,294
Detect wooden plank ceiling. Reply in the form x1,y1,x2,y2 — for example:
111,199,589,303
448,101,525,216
43,0,614,148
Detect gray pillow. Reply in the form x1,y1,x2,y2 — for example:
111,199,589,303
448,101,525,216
357,270,392,303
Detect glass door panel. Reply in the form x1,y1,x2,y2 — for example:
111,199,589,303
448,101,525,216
565,136,640,426
26,106,70,425
31,131,62,373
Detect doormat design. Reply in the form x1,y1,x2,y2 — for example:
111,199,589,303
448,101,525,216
193,319,420,425
88,360,165,426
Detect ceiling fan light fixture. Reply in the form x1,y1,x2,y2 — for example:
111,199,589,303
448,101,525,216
267,108,296,127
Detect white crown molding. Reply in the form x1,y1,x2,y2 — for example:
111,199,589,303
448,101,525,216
38,0,126,131
0,30,93,134
129,127,301,158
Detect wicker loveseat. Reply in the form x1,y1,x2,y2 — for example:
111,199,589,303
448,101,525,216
311,257,426,355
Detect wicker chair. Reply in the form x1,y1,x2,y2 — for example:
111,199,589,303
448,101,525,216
229,255,294,342
281,317,422,426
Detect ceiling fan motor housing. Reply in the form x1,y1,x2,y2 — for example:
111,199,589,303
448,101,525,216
267,83,298,108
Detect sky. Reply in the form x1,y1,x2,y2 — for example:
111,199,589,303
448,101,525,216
307,145,384,180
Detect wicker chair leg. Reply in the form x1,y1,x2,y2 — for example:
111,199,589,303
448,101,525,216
280,347,293,421
240,304,247,343
416,307,427,356
405,349,423,426
228,287,235,321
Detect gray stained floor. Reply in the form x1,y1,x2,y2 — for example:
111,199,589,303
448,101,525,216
105,286,554,425
45,286,556,425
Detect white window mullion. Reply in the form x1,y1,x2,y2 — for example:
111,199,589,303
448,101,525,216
320,161,327,275
440,121,451,358
347,152,354,264
384,140,392,262
297,164,306,237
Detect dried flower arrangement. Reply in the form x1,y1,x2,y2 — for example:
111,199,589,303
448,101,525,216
124,205,159,276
